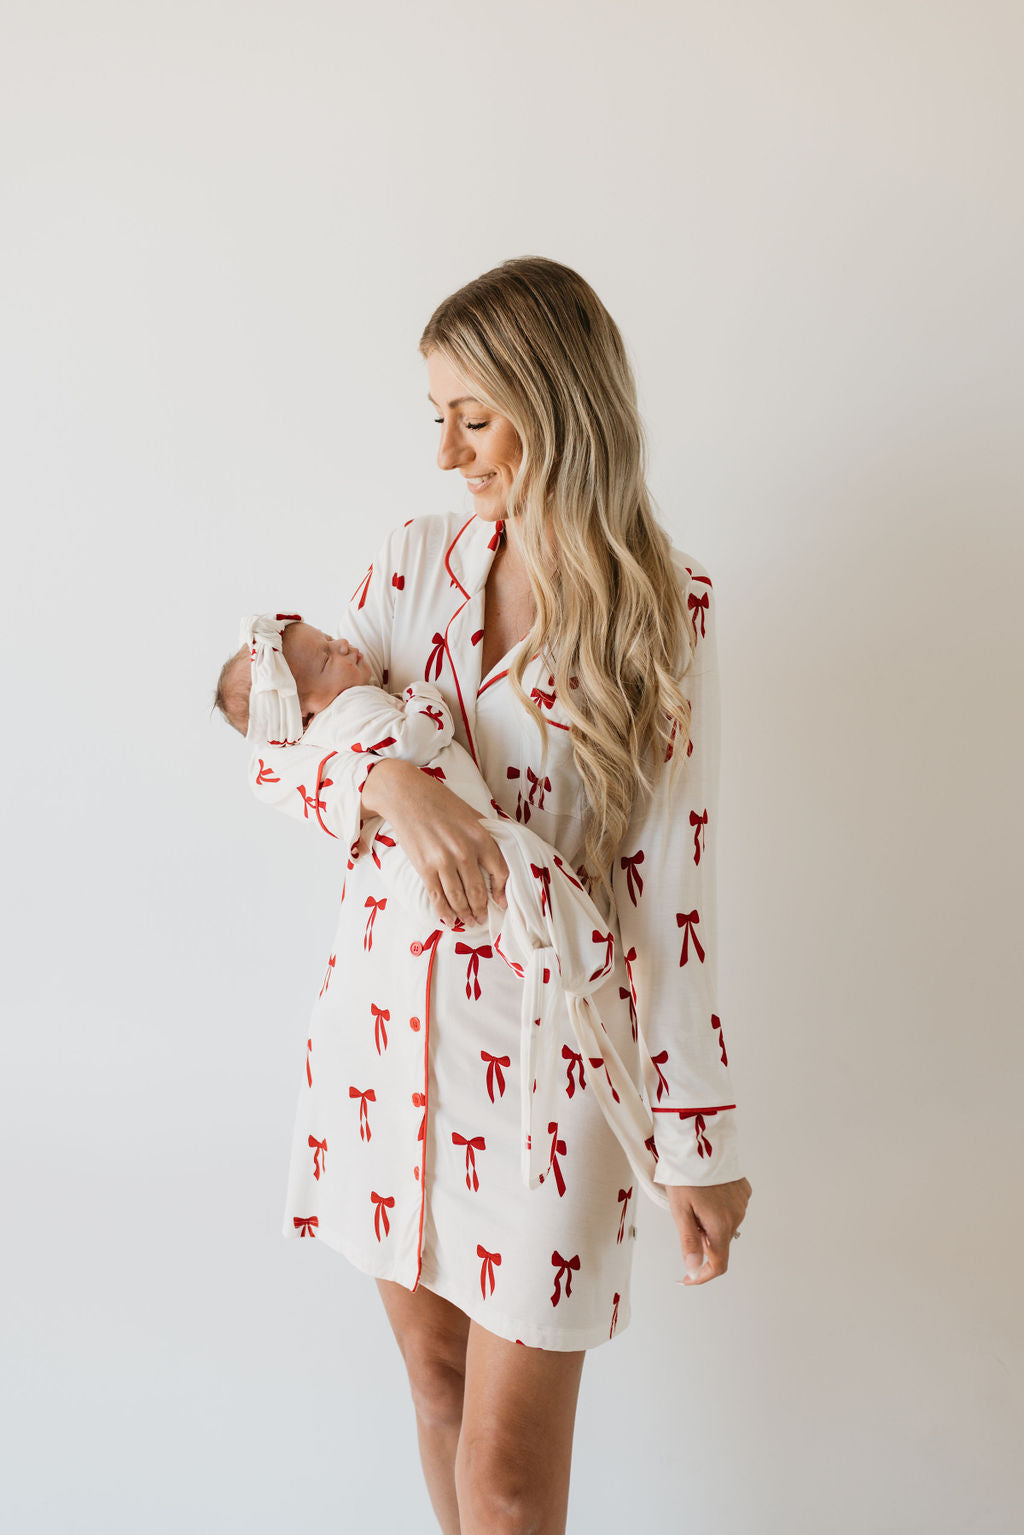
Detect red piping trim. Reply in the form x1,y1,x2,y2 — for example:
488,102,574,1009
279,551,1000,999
313,752,339,839
441,516,481,768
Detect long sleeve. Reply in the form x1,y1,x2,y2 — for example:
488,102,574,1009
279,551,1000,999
609,554,742,1187
245,522,406,863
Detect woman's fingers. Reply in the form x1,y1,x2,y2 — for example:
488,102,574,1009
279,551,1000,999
479,841,510,911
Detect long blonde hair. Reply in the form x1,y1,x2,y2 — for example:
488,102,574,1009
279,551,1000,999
419,256,697,908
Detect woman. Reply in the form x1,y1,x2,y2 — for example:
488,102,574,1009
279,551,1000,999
248,256,752,1534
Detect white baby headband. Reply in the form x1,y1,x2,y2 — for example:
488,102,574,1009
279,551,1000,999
239,611,304,746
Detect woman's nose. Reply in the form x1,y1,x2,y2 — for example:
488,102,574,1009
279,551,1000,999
436,420,469,472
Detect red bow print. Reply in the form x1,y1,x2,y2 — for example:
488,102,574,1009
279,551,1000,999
455,942,492,1001
587,1055,620,1104
370,1190,394,1241
306,1036,313,1088
308,1134,327,1180
711,1013,728,1065
561,1045,586,1098
676,909,705,966
550,1249,580,1306
687,584,710,639
255,759,280,786
293,1216,318,1238
351,564,372,608
351,734,398,754
616,1186,633,1244
294,752,340,840
618,984,638,1043
319,953,335,998
610,1291,620,1337
477,1243,501,1297
370,1002,390,1055
412,1091,426,1142
526,765,550,810
371,829,396,869
426,632,446,682
530,862,552,917
506,766,529,824
589,929,614,981
690,808,708,865
619,849,645,906
644,1134,660,1164
530,683,556,711
349,1085,375,1141
693,1114,713,1158
391,570,405,589
547,1121,567,1197
452,1132,486,1190
364,895,387,951
480,1051,510,1102
650,1050,669,1102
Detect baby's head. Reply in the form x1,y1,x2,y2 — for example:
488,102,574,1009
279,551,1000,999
215,617,374,739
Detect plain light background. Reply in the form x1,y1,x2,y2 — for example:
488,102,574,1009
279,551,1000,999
3,2,1022,1531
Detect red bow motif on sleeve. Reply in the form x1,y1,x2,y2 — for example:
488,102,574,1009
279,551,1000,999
550,1250,580,1306
480,1051,510,1102
371,829,397,869
506,766,529,824
370,1002,390,1055
293,1216,318,1238
308,1135,327,1180
452,1132,486,1190
650,1050,669,1102
676,909,706,966
255,759,280,786
711,1013,728,1065
551,853,585,893
616,1186,633,1244
530,862,552,917
477,1243,501,1297
561,1045,586,1098
619,849,645,906
589,929,614,982
610,1291,621,1337
295,753,339,839
587,1055,620,1104
349,1086,375,1141
370,1190,394,1240
687,583,710,639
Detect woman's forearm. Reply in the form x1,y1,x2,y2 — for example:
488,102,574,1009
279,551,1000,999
360,756,420,817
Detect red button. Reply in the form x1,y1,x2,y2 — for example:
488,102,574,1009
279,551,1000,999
410,941,423,956
409,1016,421,1031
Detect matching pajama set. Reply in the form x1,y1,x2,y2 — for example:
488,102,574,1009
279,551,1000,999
248,510,741,1351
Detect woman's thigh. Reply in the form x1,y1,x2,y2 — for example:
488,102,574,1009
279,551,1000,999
375,1277,472,1424
457,1321,586,1510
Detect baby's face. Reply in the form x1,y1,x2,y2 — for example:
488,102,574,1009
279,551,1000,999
281,622,374,719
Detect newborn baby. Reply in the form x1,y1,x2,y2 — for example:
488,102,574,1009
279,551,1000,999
215,611,661,1200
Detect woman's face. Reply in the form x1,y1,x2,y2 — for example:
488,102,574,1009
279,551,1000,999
426,349,523,521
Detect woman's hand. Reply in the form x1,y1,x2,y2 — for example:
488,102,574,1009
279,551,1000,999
361,759,509,929
665,1178,752,1286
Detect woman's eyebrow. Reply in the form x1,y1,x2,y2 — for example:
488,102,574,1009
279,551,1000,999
427,393,482,409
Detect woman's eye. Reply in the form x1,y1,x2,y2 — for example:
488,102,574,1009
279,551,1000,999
433,417,487,431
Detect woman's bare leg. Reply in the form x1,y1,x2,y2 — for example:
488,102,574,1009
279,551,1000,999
375,1277,471,1535
455,1322,586,1535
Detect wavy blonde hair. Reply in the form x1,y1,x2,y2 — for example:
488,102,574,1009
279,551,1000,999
419,256,698,909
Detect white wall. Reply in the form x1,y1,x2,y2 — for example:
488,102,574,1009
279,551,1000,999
3,2,1021,1530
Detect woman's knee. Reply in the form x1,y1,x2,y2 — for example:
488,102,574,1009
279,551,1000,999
454,1427,541,1532
375,1279,468,1430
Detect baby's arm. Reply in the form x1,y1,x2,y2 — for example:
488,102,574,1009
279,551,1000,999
301,680,455,763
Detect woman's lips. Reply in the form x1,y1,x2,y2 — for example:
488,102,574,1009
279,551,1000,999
466,473,496,494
